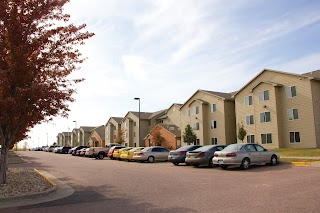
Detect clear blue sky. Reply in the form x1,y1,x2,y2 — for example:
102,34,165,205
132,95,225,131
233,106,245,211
26,0,320,147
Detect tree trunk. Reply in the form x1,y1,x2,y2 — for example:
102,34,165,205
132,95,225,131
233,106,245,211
0,146,9,184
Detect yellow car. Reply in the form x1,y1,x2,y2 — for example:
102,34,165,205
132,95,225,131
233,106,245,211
113,147,133,160
121,147,144,162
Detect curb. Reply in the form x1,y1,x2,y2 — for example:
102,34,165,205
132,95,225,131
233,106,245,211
34,168,57,186
291,162,311,166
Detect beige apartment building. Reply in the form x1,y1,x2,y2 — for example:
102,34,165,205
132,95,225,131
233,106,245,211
78,126,96,146
105,117,123,146
234,69,320,149
177,90,236,146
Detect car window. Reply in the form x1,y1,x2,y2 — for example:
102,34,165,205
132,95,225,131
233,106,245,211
161,148,169,152
142,147,152,152
224,144,243,151
245,144,257,152
216,146,224,151
152,148,161,152
194,145,214,152
255,144,265,151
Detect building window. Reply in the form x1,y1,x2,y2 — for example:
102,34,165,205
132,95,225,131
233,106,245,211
290,132,300,143
192,106,199,115
124,142,128,147
134,122,136,126
125,133,128,138
114,126,117,130
260,112,271,123
286,86,297,98
134,143,137,147
259,90,269,101
210,104,216,112
247,135,255,143
246,115,254,125
107,135,109,139
134,132,136,137
194,139,200,145
288,108,299,120
211,138,218,145
193,122,200,130
114,135,116,139
244,96,253,106
124,122,127,128
211,120,217,129
261,133,272,144
186,109,190,116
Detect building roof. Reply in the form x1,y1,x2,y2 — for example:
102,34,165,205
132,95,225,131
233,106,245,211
148,109,167,119
130,111,154,120
111,117,123,123
159,124,181,137
233,68,320,97
62,132,71,136
80,126,96,132
93,125,105,139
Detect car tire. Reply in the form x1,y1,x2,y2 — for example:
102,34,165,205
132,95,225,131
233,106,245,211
185,163,190,166
240,158,250,170
193,164,199,168
98,152,105,159
147,156,155,163
208,157,214,168
172,162,179,166
270,155,278,166
220,165,228,170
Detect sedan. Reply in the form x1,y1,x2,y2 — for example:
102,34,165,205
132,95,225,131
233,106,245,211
120,147,144,161
133,146,170,163
168,145,202,165
212,143,280,170
185,145,226,168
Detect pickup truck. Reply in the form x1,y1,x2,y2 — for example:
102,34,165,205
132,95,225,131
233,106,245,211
89,143,121,159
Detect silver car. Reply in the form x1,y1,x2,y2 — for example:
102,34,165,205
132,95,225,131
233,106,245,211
213,143,280,170
133,146,170,163
185,145,226,168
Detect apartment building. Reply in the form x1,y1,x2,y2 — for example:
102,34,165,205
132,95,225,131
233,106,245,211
70,128,79,147
78,126,96,146
179,90,236,146
234,69,320,148
88,125,105,147
105,117,123,146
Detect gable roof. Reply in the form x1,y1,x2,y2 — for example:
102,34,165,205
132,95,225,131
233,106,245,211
180,89,234,109
106,117,123,126
233,68,320,97
129,111,154,120
80,126,96,132
148,109,167,119
159,124,181,137
92,125,105,139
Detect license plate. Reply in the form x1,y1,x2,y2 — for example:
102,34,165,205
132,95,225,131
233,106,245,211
218,160,223,163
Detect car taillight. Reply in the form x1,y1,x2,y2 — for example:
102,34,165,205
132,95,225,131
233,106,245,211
179,151,185,155
92,149,95,153
198,152,205,157
214,153,218,157
226,153,237,157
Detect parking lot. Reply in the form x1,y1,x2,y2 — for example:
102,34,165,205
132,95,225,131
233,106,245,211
5,151,320,213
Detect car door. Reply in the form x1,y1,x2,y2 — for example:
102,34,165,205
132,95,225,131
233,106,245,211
152,148,162,160
160,148,169,160
254,144,270,163
244,144,259,164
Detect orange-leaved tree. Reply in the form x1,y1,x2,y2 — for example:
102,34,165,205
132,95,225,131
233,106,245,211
115,128,125,144
151,127,164,146
0,0,94,184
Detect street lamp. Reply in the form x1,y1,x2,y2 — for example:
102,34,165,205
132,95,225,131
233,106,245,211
134,97,140,147
73,121,77,146
46,133,48,146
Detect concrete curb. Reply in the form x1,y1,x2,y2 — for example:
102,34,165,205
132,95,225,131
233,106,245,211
291,162,311,166
0,170,74,209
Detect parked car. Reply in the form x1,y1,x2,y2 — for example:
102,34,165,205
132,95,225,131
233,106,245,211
185,145,226,168
53,147,62,153
72,146,88,156
78,148,87,156
212,143,280,170
168,145,202,165
120,147,144,161
90,146,110,159
113,147,133,160
85,148,94,157
107,146,125,159
60,146,71,154
133,146,170,163
47,145,58,152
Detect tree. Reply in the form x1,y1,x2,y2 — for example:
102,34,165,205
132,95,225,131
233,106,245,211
151,127,164,146
115,128,125,144
182,124,197,145
237,123,247,142
0,0,94,184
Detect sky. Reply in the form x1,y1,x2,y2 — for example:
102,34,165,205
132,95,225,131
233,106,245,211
24,0,320,148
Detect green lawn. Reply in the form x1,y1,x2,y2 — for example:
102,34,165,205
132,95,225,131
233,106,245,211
270,148,320,157
279,158,320,163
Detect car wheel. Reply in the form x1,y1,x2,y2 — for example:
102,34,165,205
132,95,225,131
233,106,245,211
220,165,228,170
208,157,214,168
193,164,199,168
270,155,278,166
240,158,250,170
185,163,190,166
147,156,155,163
98,153,104,159
172,162,179,166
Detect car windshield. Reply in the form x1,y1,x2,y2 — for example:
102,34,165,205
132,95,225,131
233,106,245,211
193,145,215,152
176,146,198,151
142,147,152,152
129,147,140,152
223,144,244,151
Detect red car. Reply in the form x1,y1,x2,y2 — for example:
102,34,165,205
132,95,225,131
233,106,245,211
107,146,125,159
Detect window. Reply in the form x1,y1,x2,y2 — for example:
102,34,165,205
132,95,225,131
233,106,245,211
134,143,137,147
246,115,254,125
186,109,190,116
194,139,200,145
125,133,128,138
124,122,127,128
192,106,199,115
134,132,136,137
134,122,136,126
211,120,217,129
247,135,255,143
193,122,200,130
290,132,300,143
211,138,218,145
244,96,253,106
114,135,116,139
259,90,269,101
286,86,297,98
288,108,299,120
255,144,265,151
124,143,128,147
260,112,271,123
107,134,110,139
114,126,117,130
211,104,216,112
261,133,272,144
245,144,256,151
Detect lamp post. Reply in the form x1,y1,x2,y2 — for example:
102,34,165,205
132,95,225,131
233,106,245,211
73,121,77,146
134,97,140,147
